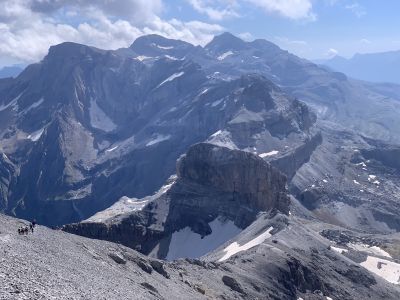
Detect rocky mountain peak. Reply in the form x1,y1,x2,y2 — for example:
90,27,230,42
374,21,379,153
205,32,247,54
130,34,195,58
177,143,290,214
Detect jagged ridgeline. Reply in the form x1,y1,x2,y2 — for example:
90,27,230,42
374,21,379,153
1,32,400,300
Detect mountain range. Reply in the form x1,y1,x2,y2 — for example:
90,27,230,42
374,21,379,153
1,32,400,299
317,51,400,84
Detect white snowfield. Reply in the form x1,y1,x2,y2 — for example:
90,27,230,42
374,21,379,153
166,218,241,261
20,97,44,114
217,51,233,61
361,256,400,284
259,150,279,158
157,72,185,88
331,245,349,254
86,196,149,223
89,99,117,132
146,134,171,146
27,127,45,142
0,92,23,112
156,44,173,50
135,55,152,61
349,243,392,258
218,227,274,262
106,145,119,152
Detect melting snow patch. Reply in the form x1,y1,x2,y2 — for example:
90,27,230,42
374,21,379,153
0,93,23,112
211,130,222,137
356,162,367,167
89,99,117,132
20,98,44,114
331,246,348,254
164,55,179,60
211,99,223,107
146,134,171,146
156,44,173,50
219,227,274,262
157,71,185,88
135,55,152,61
360,256,400,284
353,180,360,185
166,218,241,261
349,243,392,258
27,128,45,142
259,150,279,158
106,146,119,152
217,51,233,60
323,179,328,183
86,196,149,223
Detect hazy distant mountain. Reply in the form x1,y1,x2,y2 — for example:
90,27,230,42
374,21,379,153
318,51,400,84
0,65,24,78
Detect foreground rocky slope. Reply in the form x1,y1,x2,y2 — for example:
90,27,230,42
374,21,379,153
3,210,400,299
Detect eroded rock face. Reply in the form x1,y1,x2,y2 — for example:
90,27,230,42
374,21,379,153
177,143,289,214
64,143,290,258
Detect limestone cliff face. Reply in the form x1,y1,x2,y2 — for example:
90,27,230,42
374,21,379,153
0,153,15,210
63,143,290,257
177,143,289,214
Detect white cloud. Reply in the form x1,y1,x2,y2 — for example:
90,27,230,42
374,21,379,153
0,0,223,64
245,0,316,21
345,2,366,18
187,0,240,21
325,48,338,58
360,38,371,44
238,32,254,41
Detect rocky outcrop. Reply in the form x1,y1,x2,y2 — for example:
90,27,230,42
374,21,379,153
64,143,290,257
0,153,15,210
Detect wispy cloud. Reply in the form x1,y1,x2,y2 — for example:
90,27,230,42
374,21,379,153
0,0,224,64
187,0,240,21
245,0,316,21
360,38,371,44
325,48,339,58
345,2,366,18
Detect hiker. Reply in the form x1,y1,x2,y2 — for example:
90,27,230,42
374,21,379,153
32,219,36,228
29,223,34,233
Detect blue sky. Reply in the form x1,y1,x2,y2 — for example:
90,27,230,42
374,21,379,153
1,0,400,67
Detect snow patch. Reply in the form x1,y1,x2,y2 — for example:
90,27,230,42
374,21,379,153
86,196,149,223
157,71,185,88
0,93,23,112
20,98,44,114
353,180,360,185
166,218,241,261
360,256,400,284
156,44,173,50
27,127,45,142
219,227,274,262
106,146,119,152
349,243,392,258
217,51,233,60
135,55,152,61
211,99,223,107
164,55,179,60
331,246,348,254
259,150,279,158
146,134,171,146
89,99,117,132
